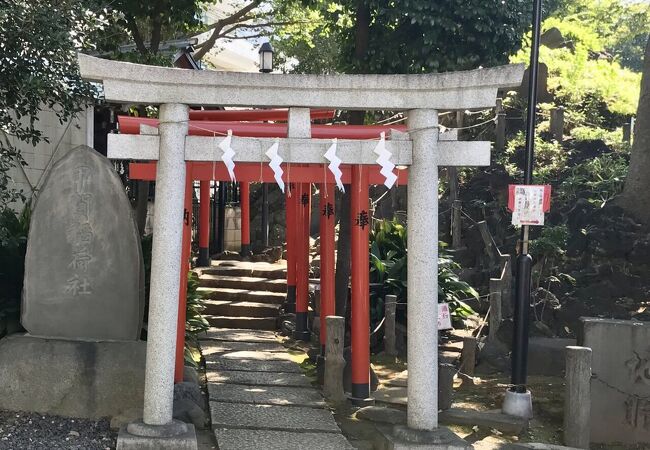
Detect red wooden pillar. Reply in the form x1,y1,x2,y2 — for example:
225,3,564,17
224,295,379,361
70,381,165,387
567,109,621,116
240,181,251,256
197,180,211,267
350,165,371,403
175,166,193,383
294,182,311,341
285,184,297,313
319,183,336,354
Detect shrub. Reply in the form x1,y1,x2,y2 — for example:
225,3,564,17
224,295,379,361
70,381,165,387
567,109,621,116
369,218,478,328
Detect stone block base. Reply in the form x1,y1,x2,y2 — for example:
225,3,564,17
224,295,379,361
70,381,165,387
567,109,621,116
117,420,197,450
378,425,471,450
0,334,145,419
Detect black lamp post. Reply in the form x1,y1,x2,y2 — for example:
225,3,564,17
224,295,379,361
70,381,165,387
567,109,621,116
258,41,273,248
258,42,274,73
503,0,543,419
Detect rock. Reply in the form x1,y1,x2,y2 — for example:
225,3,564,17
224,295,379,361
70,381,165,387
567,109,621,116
22,145,144,340
439,408,528,434
173,398,206,429
183,365,200,384
174,382,204,408
356,406,406,425
68,430,80,437
173,382,206,429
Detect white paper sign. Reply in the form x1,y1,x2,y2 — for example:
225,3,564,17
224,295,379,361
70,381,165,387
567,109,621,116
511,185,546,226
438,303,453,330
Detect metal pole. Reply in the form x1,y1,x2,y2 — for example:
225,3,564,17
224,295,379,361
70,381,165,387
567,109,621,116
511,0,543,393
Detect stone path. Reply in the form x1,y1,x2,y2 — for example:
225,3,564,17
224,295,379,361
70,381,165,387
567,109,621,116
200,327,353,450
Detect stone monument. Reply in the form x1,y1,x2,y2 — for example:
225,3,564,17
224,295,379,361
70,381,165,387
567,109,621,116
579,317,650,445
0,145,146,421
22,145,144,340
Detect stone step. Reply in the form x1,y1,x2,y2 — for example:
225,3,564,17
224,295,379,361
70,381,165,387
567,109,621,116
205,315,278,331
201,265,287,280
203,300,281,318
199,275,287,293
197,287,286,305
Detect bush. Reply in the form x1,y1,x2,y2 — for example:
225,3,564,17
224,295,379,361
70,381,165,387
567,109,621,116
369,218,478,328
560,153,628,207
0,207,30,337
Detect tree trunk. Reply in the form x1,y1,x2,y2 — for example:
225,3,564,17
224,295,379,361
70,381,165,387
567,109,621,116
619,35,650,225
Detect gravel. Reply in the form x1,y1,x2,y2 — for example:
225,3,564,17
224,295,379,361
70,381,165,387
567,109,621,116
0,410,117,450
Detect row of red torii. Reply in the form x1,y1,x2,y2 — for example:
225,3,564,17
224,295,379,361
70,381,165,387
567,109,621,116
79,54,524,446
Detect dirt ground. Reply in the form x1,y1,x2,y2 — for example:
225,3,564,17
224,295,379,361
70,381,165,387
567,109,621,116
335,355,647,450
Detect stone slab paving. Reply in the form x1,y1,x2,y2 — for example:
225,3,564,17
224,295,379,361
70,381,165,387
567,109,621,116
200,326,351,450
210,402,340,433
213,429,354,450
202,341,287,358
206,370,312,387
207,383,325,407
204,349,296,362
206,358,303,373
200,340,286,355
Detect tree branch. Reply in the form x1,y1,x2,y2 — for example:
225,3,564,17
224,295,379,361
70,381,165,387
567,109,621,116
124,13,147,55
149,3,164,54
193,0,262,60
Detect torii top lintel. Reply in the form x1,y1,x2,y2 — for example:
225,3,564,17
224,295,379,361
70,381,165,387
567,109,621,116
78,54,524,111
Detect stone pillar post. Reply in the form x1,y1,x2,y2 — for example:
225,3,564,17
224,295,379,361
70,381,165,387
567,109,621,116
406,109,439,430
564,346,592,449
324,316,346,405
384,295,397,357
143,103,189,425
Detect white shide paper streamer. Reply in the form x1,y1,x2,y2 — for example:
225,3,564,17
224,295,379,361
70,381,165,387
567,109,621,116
219,129,236,181
373,132,398,189
265,139,284,193
323,138,345,192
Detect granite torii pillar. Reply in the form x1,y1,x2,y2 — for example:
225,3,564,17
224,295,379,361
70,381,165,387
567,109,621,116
81,53,524,448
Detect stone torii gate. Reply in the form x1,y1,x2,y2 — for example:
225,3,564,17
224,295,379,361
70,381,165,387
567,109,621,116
78,54,523,448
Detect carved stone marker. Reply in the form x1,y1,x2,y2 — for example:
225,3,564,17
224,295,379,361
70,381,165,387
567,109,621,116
22,146,144,340
579,318,650,445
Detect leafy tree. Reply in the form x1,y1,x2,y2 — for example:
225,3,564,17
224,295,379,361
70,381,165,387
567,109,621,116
549,0,649,71
0,0,99,232
278,0,534,74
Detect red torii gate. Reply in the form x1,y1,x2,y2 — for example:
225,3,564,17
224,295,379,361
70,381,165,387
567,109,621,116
122,112,410,401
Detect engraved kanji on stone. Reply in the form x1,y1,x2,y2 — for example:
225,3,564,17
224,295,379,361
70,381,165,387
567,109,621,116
626,352,650,385
73,165,92,194
69,250,92,271
625,396,650,430
322,202,334,219
355,210,369,229
64,274,92,296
